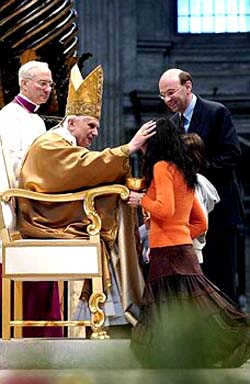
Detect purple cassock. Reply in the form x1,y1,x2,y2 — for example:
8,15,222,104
0,265,63,337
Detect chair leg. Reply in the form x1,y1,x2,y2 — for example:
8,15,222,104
58,281,64,319
2,277,11,340
89,277,109,339
14,281,23,338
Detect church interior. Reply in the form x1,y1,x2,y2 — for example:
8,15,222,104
0,0,250,382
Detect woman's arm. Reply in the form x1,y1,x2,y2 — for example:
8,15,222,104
189,195,208,239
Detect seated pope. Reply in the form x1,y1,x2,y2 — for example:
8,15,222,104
17,63,155,335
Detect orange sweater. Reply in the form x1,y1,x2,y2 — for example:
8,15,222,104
141,161,207,248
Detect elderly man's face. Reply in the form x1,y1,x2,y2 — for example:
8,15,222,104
21,68,53,105
68,116,100,147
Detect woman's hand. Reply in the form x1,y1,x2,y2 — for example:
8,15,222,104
127,191,145,207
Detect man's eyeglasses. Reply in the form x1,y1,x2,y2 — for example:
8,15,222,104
159,85,183,100
25,78,54,89
35,80,55,89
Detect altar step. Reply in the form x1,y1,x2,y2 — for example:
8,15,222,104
0,339,140,370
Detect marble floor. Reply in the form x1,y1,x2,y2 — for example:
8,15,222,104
0,339,249,384
0,366,250,384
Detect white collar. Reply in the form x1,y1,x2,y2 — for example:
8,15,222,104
51,126,77,146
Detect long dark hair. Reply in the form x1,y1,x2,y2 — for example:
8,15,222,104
143,117,197,189
182,133,208,173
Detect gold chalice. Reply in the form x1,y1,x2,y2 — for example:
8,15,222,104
126,177,146,191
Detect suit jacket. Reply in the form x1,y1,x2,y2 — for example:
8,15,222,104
172,94,244,228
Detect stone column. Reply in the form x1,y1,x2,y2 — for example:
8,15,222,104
75,0,123,149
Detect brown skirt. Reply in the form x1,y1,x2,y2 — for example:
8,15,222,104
148,244,203,281
131,244,250,368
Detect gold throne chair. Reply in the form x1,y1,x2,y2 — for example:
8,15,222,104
0,137,129,340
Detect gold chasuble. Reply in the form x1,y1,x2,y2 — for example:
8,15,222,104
18,129,145,325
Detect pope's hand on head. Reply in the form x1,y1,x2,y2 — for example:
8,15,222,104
127,120,156,154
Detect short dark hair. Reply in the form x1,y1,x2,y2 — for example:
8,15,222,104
179,71,193,86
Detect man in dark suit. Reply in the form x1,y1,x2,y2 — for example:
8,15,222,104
158,68,244,302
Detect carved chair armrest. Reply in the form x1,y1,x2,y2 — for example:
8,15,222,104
0,184,129,236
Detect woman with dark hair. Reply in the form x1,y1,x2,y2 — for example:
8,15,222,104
128,117,250,368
